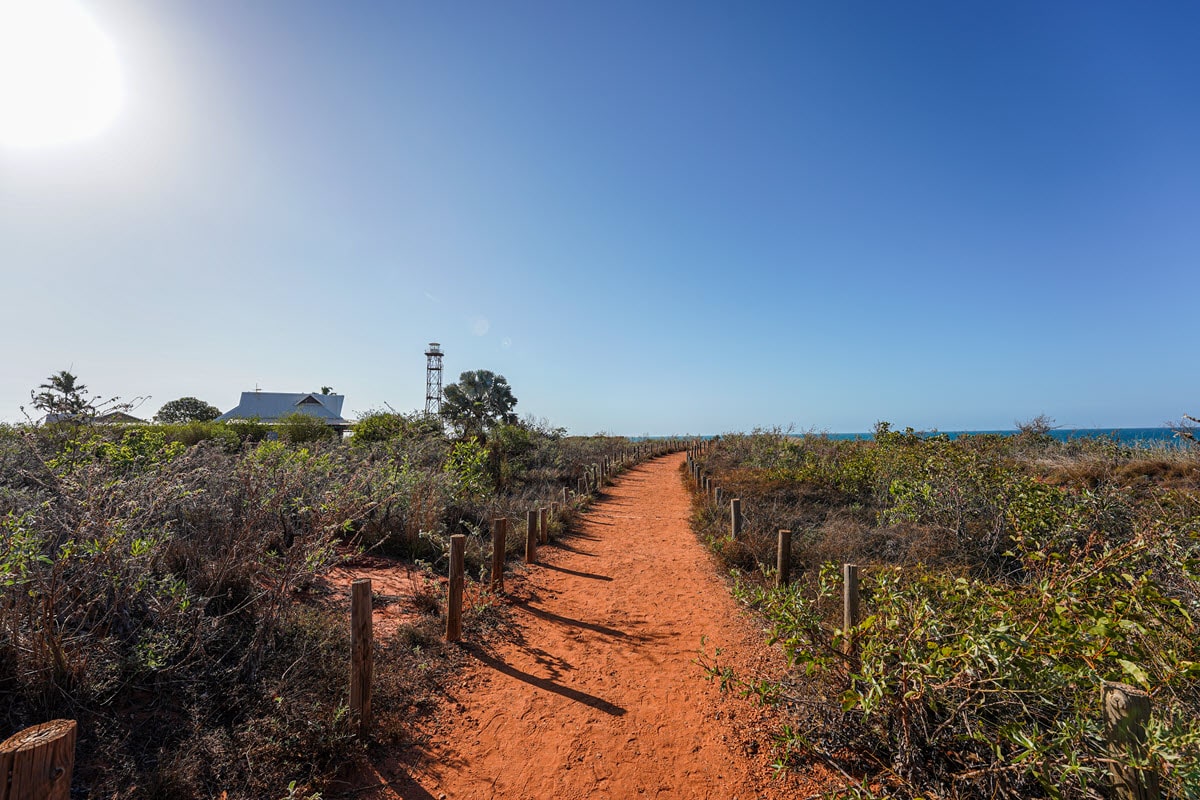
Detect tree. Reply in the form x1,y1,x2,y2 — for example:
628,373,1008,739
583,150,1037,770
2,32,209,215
155,397,221,424
30,370,95,419
316,386,334,395
441,370,518,436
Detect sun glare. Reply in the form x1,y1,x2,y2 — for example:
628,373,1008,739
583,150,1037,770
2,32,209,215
0,0,124,148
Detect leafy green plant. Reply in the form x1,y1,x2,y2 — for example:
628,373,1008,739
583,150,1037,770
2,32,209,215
276,412,335,444
689,428,1200,799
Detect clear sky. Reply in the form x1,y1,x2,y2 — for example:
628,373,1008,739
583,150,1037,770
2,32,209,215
2,1,1198,435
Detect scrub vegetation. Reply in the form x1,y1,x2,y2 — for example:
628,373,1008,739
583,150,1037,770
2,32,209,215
0,411,635,799
691,426,1200,799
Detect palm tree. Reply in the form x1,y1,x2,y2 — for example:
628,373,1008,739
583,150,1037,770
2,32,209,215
441,370,518,436
31,370,95,418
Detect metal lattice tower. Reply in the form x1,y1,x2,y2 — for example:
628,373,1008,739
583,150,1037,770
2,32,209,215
424,342,444,416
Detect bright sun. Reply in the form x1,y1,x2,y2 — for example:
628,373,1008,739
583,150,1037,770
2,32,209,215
0,0,124,148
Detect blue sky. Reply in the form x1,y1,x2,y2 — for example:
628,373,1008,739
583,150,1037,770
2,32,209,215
2,1,1198,435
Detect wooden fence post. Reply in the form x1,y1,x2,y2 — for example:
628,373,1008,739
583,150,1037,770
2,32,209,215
539,507,549,544
525,510,538,563
1102,682,1161,800
350,579,373,737
561,486,569,506
0,719,77,800
843,564,860,660
730,498,742,539
446,534,465,642
776,530,792,588
490,517,507,593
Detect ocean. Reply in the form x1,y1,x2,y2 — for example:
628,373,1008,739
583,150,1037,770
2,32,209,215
635,428,1190,447
814,427,1186,446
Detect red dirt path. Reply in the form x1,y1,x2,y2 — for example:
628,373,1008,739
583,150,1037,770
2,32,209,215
361,453,818,799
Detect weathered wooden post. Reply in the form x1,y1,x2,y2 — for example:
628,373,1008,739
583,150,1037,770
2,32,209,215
0,719,77,800
525,510,538,563
561,486,569,505
490,517,507,593
539,507,549,544
578,476,586,496
730,498,742,539
350,579,373,737
843,564,860,659
446,534,466,642
1102,682,1161,800
551,501,559,518
776,530,792,588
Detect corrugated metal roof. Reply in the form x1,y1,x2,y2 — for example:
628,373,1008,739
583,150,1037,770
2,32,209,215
215,392,349,425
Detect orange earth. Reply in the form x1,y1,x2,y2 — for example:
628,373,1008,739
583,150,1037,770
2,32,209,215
341,452,826,799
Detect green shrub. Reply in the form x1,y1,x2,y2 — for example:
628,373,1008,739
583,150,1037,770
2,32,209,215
692,428,1200,798
224,417,270,444
276,412,334,444
352,410,408,444
0,419,647,798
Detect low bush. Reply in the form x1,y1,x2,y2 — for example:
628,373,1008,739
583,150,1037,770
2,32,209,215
1,421,651,798
692,429,1200,799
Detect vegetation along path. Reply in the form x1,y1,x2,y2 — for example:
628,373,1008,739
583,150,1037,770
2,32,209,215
369,452,812,799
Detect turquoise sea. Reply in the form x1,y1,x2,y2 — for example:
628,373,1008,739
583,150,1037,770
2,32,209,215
641,428,1188,446
816,427,1185,446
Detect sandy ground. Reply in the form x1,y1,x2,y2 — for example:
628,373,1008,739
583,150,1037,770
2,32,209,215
349,453,818,799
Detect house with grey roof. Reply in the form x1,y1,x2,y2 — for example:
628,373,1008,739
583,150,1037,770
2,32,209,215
215,392,350,433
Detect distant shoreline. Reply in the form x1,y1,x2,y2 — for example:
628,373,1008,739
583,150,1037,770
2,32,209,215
635,428,1186,445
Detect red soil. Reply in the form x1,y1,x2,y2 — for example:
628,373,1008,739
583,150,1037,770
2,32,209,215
353,453,821,799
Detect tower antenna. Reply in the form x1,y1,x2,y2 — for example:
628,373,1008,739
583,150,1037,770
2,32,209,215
424,342,444,416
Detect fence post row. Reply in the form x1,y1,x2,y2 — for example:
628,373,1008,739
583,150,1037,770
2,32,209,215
350,579,373,738
776,530,792,588
525,509,538,563
730,498,742,540
0,719,77,800
491,517,507,593
1103,682,1161,800
446,535,465,643
843,564,860,662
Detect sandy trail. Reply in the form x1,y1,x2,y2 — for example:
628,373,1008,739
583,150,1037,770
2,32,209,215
368,453,810,799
